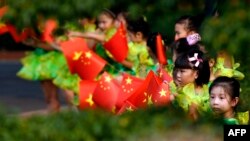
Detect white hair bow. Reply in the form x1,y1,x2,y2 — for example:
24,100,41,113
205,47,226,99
188,53,203,67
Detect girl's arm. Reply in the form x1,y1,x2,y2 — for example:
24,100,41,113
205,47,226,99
68,31,105,43
22,38,60,51
188,103,199,121
120,60,134,69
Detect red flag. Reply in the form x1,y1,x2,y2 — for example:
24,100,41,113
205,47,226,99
145,73,171,106
60,37,89,73
78,80,97,109
126,71,154,108
41,19,57,43
0,6,8,18
157,67,173,82
156,34,167,65
73,49,106,80
103,23,128,62
0,23,8,35
93,72,120,112
116,73,144,110
116,101,137,115
6,24,29,42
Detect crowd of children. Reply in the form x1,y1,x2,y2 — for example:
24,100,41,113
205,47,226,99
1,7,248,125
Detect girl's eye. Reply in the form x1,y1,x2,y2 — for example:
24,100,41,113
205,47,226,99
210,96,214,99
219,96,224,100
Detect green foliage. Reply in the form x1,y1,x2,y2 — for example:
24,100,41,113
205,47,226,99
0,106,223,141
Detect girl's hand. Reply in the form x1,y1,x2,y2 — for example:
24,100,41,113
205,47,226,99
188,103,199,121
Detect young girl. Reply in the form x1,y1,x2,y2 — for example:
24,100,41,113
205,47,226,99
125,16,154,78
209,76,249,125
173,48,211,121
174,15,202,41
68,9,116,46
209,76,240,124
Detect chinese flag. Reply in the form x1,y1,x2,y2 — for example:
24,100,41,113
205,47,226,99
126,71,154,108
41,19,57,43
103,23,128,62
73,49,106,80
93,72,120,112
78,80,97,109
0,6,8,18
116,73,144,110
0,23,8,35
145,72,171,106
6,24,29,42
60,37,89,73
156,34,167,65
116,101,137,115
157,67,173,82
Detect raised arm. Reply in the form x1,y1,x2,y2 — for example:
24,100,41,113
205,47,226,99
68,31,105,43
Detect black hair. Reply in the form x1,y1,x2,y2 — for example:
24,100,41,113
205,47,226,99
146,32,167,56
127,16,150,39
174,48,210,86
171,37,205,60
175,14,204,33
209,76,240,99
100,8,116,20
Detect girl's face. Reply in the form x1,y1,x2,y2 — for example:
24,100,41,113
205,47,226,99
98,14,114,31
174,68,198,87
210,86,237,117
174,23,188,41
128,31,143,43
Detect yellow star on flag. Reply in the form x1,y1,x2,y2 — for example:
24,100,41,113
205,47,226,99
104,76,111,83
159,89,167,97
125,77,132,84
126,106,134,112
85,94,94,106
73,51,83,60
147,95,153,105
85,51,92,58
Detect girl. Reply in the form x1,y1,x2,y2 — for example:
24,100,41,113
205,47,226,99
173,48,210,121
68,9,116,46
209,76,249,125
125,16,154,78
174,15,202,41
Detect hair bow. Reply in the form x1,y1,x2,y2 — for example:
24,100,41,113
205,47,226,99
188,53,203,67
186,33,201,45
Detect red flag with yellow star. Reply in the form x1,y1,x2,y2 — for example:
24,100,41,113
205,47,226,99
157,67,173,82
116,101,137,115
41,19,57,43
78,80,97,109
73,49,106,80
146,72,171,106
103,23,128,62
116,73,144,110
126,71,154,108
93,72,120,112
60,37,89,73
